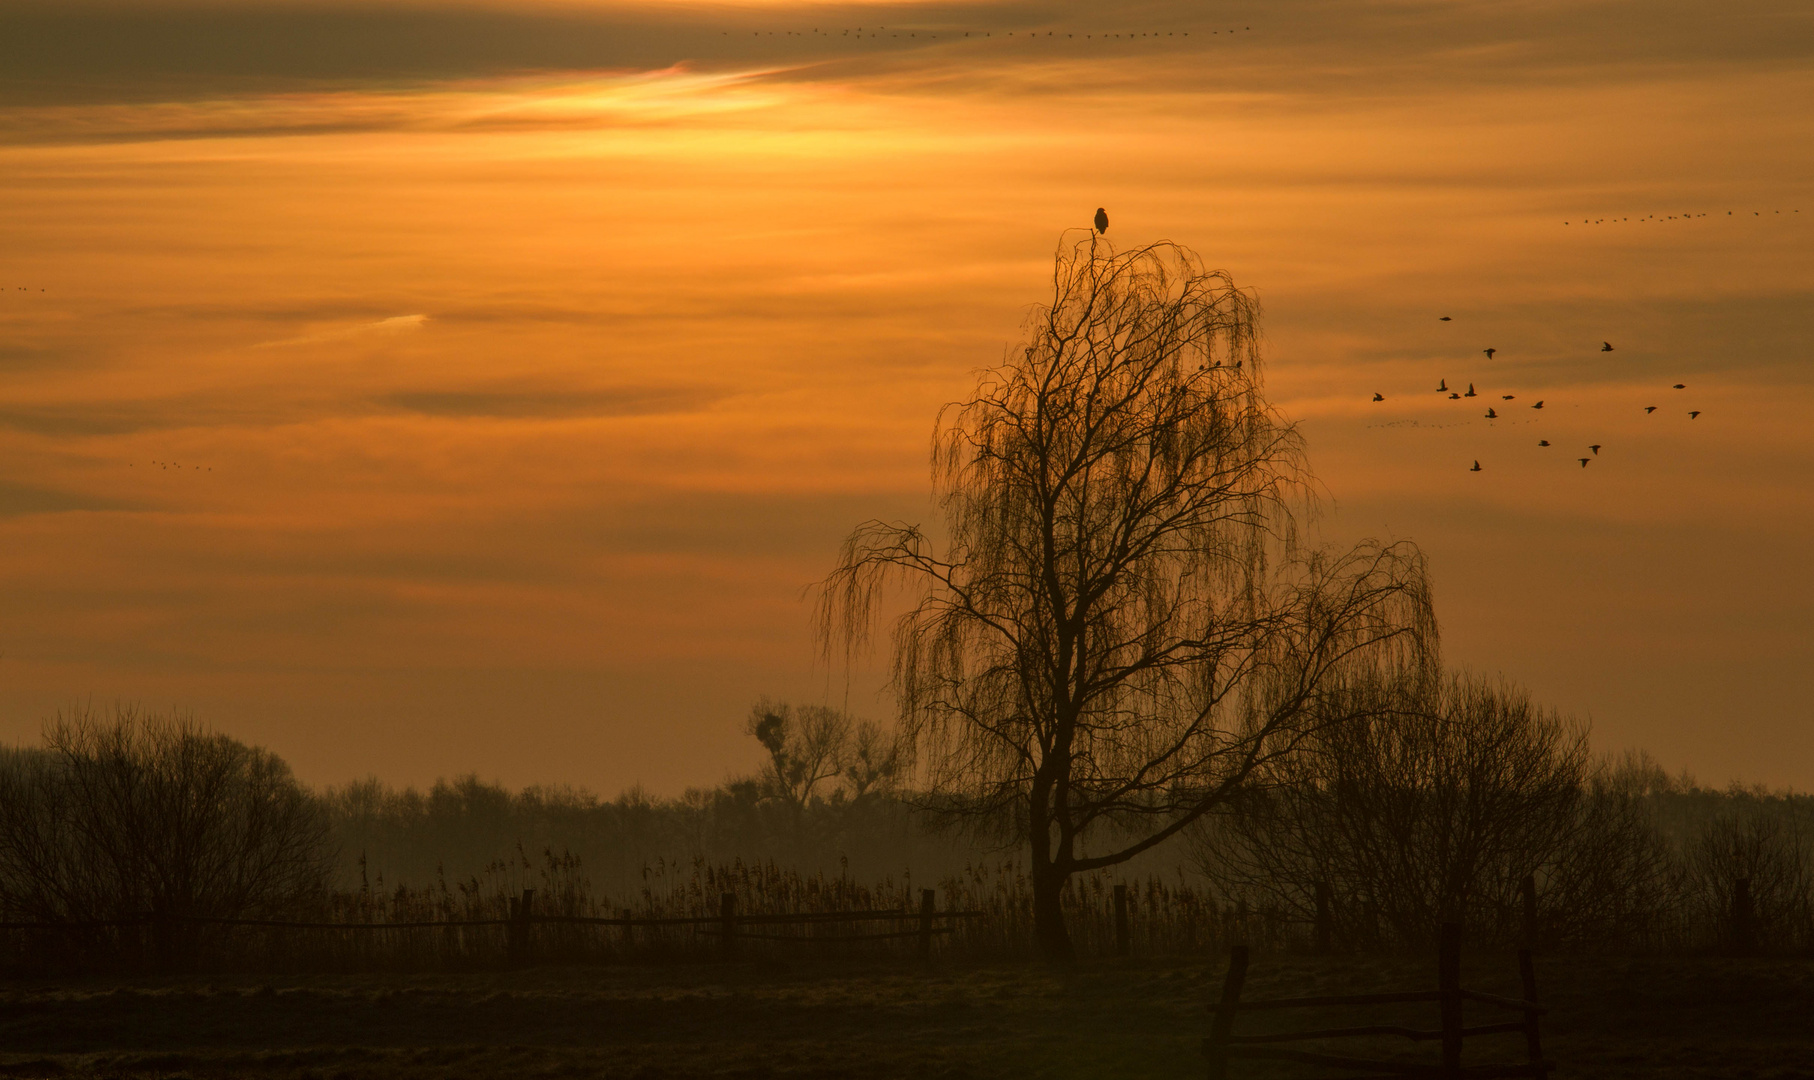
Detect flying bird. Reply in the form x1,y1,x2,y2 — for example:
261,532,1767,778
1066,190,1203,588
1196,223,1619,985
1645,406,1657,413
1531,400,1544,409
1690,410,1701,419
1440,316,1452,321
1483,348,1496,359
1437,379,1448,392
1448,392,1460,400
1590,444,1601,455
1464,384,1477,397
1602,342,1614,351
1673,383,1686,389
1538,440,1550,446
1502,395,1515,400
1485,407,1498,419
1373,393,1384,402
1579,458,1590,467
1470,461,1482,472
1093,207,1109,234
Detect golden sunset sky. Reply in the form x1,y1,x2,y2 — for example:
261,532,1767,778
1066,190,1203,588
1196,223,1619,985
2,0,1810,792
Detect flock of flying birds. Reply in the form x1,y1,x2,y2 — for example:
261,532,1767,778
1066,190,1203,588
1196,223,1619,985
1371,317,1703,473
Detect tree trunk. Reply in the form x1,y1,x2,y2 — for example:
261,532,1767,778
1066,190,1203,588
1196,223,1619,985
1032,860,1074,961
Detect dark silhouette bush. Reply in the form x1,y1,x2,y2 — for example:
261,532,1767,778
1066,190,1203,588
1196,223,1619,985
0,704,330,971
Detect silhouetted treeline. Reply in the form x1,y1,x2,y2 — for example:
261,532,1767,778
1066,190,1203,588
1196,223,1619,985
0,700,1811,975
323,697,969,897
323,775,983,900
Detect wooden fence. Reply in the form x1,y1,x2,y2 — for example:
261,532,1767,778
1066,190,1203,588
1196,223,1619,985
0,889,984,971
1202,922,1552,1079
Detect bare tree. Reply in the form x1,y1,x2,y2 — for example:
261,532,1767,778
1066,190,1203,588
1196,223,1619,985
747,700,853,809
820,235,1433,958
1195,673,1653,949
1537,754,1678,948
843,718,901,801
0,705,329,968
1688,800,1813,951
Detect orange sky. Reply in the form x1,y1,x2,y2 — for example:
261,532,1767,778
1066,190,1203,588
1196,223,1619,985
2,0,1811,793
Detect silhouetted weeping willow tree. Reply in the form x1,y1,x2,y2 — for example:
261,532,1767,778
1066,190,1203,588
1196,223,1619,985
820,234,1435,960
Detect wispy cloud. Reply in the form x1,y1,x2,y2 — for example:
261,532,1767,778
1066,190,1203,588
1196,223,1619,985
0,480,135,518
379,385,722,420
254,314,428,350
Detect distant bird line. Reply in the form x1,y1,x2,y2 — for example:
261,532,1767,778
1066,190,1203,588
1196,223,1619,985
714,26,1253,41
1563,210,1801,225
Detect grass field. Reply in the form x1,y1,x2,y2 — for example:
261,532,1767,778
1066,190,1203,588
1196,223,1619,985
0,952,1808,1079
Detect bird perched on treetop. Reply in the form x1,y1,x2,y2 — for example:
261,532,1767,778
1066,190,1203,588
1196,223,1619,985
1094,207,1109,234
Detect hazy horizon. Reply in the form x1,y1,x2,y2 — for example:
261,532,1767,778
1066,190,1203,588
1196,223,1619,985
2,0,1811,795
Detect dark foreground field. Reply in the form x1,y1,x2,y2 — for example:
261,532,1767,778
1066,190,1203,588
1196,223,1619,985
0,953,1808,1079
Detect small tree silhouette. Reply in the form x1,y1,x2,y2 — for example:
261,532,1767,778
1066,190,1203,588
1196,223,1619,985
820,234,1433,959
0,704,329,969
746,699,855,809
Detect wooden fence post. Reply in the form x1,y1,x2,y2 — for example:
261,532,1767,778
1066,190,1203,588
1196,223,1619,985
1114,884,1130,957
507,888,535,968
719,892,738,960
1733,877,1756,954
1520,875,1538,950
1517,948,1546,1079
1204,944,1248,1080
1314,881,1332,955
1438,921,1463,1080
911,889,934,960
149,911,173,975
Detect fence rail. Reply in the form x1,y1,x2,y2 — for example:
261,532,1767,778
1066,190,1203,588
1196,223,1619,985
0,904,983,933
1201,922,1552,1080
0,889,988,971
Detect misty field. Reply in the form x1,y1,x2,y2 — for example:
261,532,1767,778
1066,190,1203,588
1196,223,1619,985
0,953,1809,1080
